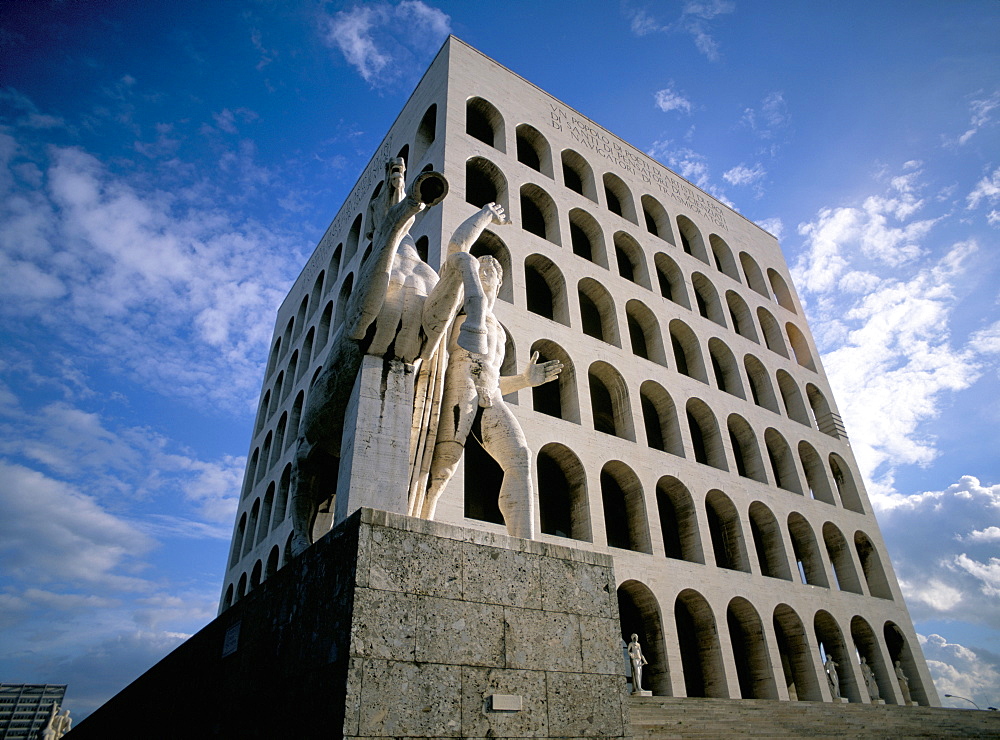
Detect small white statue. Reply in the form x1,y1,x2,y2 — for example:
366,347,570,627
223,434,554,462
627,633,649,694
860,656,880,702
418,255,562,538
42,705,71,739
894,660,912,705
824,656,840,700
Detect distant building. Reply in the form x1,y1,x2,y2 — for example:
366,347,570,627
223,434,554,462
0,684,66,740
220,37,937,707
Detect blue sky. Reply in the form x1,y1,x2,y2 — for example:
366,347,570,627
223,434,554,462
1,0,998,717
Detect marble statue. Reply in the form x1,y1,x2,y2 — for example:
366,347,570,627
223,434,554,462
415,255,562,538
42,705,71,739
627,633,649,694
824,656,840,700
895,660,912,704
287,155,506,556
860,656,880,702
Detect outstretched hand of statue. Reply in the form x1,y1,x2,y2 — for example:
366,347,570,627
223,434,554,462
524,351,563,387
485,201,507,226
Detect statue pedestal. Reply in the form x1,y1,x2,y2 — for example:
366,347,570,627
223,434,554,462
335,356,415,524
632,689,652,697
70,509,633,739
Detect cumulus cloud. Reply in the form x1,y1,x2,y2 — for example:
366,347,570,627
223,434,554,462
321,1,451,87
654,85,693,115
920,633,1000,710
723,162,766,187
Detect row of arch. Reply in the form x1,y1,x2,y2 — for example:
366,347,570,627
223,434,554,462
465,95,798,313
617,580,928,705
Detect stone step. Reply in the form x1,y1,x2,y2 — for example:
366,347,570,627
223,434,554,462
628,696,1000,739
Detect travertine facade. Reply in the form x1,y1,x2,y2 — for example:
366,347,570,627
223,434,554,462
221,36,938,708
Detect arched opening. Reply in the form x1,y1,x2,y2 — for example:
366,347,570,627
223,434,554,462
265,337,281,378
588,361,634,441
768,268,796,312
465,156,508,210
776,370,811,426
578,277,621,346
336,273,354,329
799,441,835,504
641,194,674,244
773,605,823,701
236,572,247,601
568,208,609,267
243,498,260,558
787,513,828,587
256,483,275,545
854,531,893,599
250,559,262,590
257,433,272,483
279,317,294,360
849,616,894,704
308,271,325,318
600,461,651,553
242,448,259,502
466,96,505,151
822,522,862,594
603,172,638,223
287,393,304,450
727,598,778,699
464,411,504,527
748,502,791,580
676,215,710,263
561,149,598,201
328,243,342,285
470,230,513,303
229,512,247,568
744,355,780,413
271,413,287,468
294,296,308,342
515,123,553,177
670,319,708,383
267,373,283,419
654,253,690,308
265,545,280,580
709,234,741,281
317,301,333,350
740,252,770,297
345,214,362,264
815,610,862,702
656,476,704,563
757,307,788,357
786,323,817,371
613,231,652,289
412,103,437,163
830,454,864,513
765,428,803,493
223,584,234,610
709,338,746,399
519,183,560,245
273,463,292,531
253,392,270,437
884,621,929,705
537,443,591,541
726,291,759,342
414,235,429,263
674,590,728,698
618,581,672,695
727,415,767,483
686,399,728,470
524,254,570,325
806,384,841,439
640,381,684,457
298,329,314,382
627,300,667,366
705,489,749,572
529,339,580,424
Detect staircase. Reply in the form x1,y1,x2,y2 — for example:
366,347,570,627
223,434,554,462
629,696,1000,739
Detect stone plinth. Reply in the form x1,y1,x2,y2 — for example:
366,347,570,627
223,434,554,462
71,508,632,739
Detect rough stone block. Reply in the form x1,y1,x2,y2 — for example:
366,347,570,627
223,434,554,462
358,659,463,737
547,672,627,738
539,555,615,618
581,615,625,675
367,524,462,598
461,666,548,738
414,595,504,667
504,608,582,673
351,588,416,660
462,541,542,608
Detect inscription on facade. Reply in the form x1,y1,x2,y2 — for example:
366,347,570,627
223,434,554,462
549,104,727,231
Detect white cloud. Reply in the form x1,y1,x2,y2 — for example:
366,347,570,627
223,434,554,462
755,217,784,240
624,1,734,60
741,91,789,139
920,633,1000,711
949,90,1000,146
723,162,766,186
654,85,693,115
968,166,1000,210
952,554,1000,598
321,1,451,87
963,526,1000,542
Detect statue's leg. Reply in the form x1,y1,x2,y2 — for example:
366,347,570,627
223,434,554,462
288,436,319,557
422,374,478,519
480,401,535,539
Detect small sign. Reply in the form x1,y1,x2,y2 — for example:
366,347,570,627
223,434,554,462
222,622,241,657
490,694,522,711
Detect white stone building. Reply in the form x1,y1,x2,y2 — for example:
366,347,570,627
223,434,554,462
219,37,937,708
